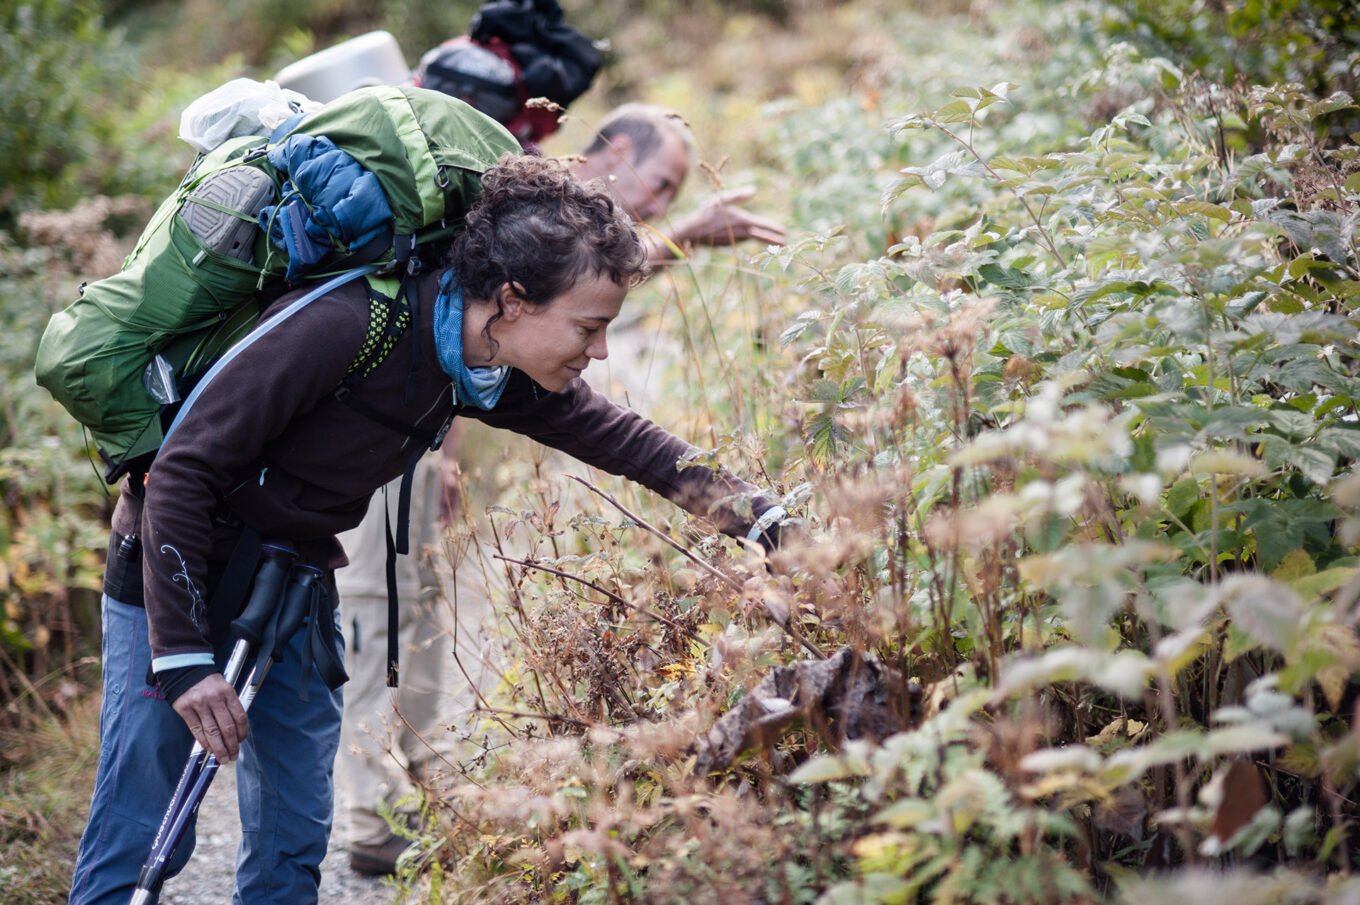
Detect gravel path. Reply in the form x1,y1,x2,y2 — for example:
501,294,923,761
160,762,403,905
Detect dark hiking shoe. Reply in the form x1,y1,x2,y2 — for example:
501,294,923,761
348,835,413,876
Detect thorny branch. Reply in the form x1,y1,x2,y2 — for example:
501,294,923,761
567,475,826,658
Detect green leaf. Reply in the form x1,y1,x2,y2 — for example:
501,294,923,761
1059,581,1123,647
1318,427,1360,459
934,99,976,123
808,378,865,404
991,155,1042,175
1018,745,1103,774
1319,826,1347,863
1270,548,1315,583
1139,729,1207,765
1260,435,1337,485
1201,405,1270,440
1224,623,1261,662
789,751,870,784
803,409,845,466
779,311,823,347
1017,181,1057,197
873,348,901,396
994,330,1036,357
874,798,935,828
888,113,929,133
978,263,1033,291
1218,575,1303,654
899,149,985,192
1284,806,1318,856
1094,650,1155,698
1156,629,1209,675
1268,209,1354,264
1223,498,1341,569
1263,409,1317,440
1307,92,1357,119
1205,724,1289,757
1289,567,1358,598
998,647,1150,699
1164,477,1201,519
1173,200,1233,223
885,173,924,205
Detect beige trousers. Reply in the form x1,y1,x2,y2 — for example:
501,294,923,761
334,453,494,846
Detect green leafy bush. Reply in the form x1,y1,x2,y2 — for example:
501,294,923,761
0,209,120,716
3,0,1359,901
1096,0,1359,98
391,2,1360,902
0,0,132,226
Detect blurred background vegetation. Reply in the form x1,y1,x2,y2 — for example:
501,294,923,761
2,0,1359,902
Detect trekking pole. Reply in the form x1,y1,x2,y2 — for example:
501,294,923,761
129,542,298,905
235,564,326,701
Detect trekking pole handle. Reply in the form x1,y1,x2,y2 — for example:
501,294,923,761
229,542,296,646
273,566,324,661
237,565,325,701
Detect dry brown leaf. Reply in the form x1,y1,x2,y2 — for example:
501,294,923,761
1208,759,1268,845
1312,624,1360,712
694,646,921,775
1092,786,1147,840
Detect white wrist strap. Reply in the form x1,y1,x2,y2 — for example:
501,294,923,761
746,505,788,543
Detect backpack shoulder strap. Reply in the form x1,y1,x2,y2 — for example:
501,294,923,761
332,273,438,447
332,269,457,689
164,267,375,446
341,274,407,385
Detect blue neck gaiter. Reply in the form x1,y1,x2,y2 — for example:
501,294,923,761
432,268,510,410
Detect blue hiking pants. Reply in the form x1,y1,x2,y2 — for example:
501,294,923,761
69,595,344,905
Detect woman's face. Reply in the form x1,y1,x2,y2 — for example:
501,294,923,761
490,271,628,392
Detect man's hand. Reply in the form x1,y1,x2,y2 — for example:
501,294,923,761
172,673,248,761
661,187,788,257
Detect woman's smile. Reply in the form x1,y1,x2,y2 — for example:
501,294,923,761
470,271,627,392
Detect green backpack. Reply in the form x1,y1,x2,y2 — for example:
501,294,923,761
35,86,519,481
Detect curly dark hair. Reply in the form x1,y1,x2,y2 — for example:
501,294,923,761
450,154,649,353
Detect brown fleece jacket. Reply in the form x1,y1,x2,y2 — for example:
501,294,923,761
110,268,772,688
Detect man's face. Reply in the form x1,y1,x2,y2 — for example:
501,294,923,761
609,130,689,222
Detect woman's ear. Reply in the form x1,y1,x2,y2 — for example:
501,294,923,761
496,282,529,321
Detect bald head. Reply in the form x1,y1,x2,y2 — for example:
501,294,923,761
574,104,692,222
583,104,692,159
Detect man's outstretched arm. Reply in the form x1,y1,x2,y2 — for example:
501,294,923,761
647,186,788,263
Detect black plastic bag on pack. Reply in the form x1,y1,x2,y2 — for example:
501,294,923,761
470,0,602,108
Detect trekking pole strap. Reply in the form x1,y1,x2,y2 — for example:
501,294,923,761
271,566,323,663
303,580,349,697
